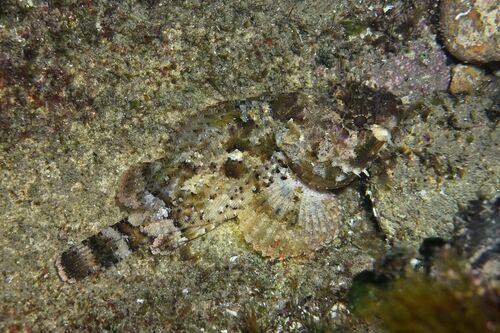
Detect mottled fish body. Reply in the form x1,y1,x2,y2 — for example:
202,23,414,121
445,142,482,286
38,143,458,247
56,83,401,282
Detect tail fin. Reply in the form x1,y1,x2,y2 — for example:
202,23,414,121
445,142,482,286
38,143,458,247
55,219,151,283
55,217,236,283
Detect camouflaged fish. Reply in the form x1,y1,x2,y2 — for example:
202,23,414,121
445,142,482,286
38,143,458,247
56,82,401,283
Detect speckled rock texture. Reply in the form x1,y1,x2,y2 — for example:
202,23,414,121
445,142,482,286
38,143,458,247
368,20,450,104
440,0,500,63
449,64,489,95
368,93,499,246
453,196,500,283
0,0,498,331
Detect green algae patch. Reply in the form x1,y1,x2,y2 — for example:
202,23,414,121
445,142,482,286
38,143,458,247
356,266,499,333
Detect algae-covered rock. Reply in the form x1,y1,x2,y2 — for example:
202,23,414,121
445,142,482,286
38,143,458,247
368,24,450,104
453,196,500,282
350,240,499,333
1,1,498,332
441,0,500,63
368,93,499,246
449,64,489,95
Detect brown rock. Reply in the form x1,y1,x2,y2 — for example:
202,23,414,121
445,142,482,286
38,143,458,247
441,0,500,63
449,64,488,95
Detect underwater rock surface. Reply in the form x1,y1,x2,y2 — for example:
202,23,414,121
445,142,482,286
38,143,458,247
348,234,499,333
368,93,499,246
440,0,500,63
449,64,490,95
453,196,500,281
1,0,498,331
